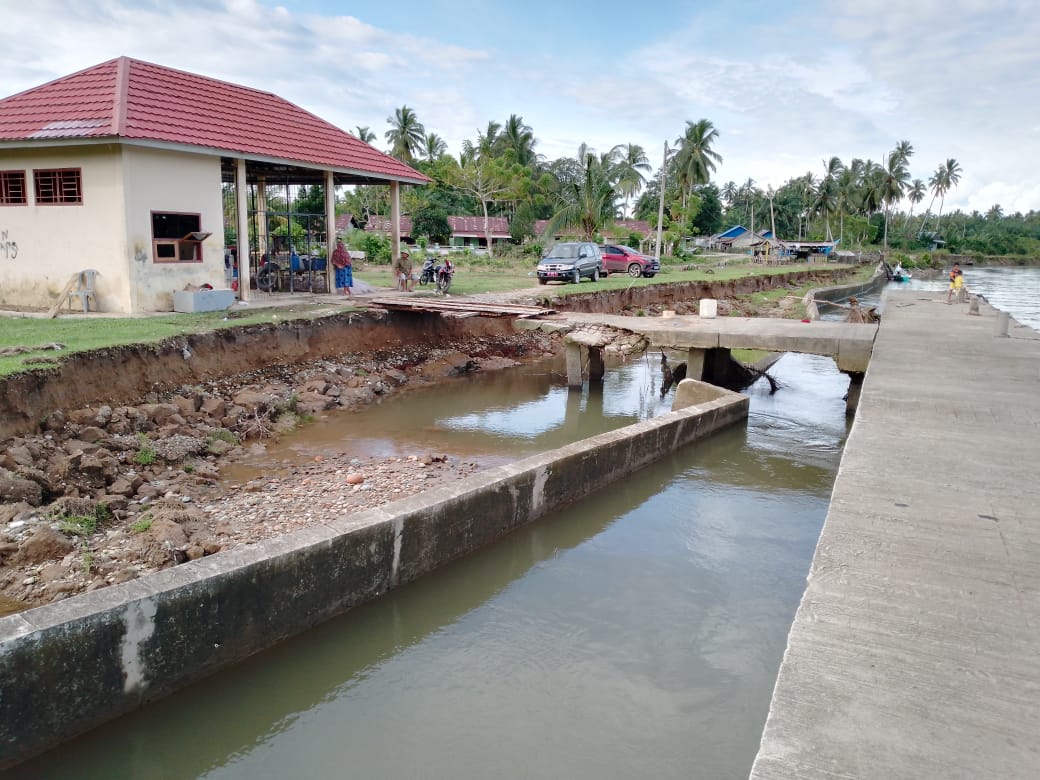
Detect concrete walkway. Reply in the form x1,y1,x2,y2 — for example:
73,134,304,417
752,291,1040,778
557,311,877,372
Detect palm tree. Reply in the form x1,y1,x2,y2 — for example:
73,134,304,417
422,133,447,162
476,121,502,160
816,157,844,240
721,181,738,210
354,125,376,144
934,158,962,235
892,139,914,166
610,143,651,218
903,179,926,236
880,148,910,247
672,119,722,208
502,115,537,167
384,105,426,163
737,178,757,226
543,145,618,240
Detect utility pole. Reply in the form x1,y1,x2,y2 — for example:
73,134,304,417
768,186,776,238
654,141,667,261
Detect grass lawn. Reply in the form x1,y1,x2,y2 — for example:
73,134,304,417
0,261,863,377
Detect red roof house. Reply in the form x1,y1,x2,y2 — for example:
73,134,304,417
0,57,427,313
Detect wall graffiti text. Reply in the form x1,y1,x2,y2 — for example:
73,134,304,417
1,229,17,260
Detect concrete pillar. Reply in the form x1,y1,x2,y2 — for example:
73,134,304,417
995,311,1010,337
686,348,706,381
235,158,251,301
844,371,864,415
588,347,604,382
324,170,336,294
565,342,583,388
390,181,402,262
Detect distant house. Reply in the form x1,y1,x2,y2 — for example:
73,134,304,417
335,213,361,234
364,215,414,244
0,56,427,312
447,215,511,249
368,214,512,250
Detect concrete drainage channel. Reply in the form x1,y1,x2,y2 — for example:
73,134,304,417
0,381,748,769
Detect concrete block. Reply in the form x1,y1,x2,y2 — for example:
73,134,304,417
173,289,236,313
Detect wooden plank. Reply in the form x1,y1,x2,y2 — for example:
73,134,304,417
46,274,80,319
364,297,554,318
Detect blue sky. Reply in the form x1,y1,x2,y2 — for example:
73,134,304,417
4,0,1038,214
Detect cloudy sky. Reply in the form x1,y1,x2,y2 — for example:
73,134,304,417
4,0,1038,214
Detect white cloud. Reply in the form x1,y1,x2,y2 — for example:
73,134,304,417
2,0,1037,213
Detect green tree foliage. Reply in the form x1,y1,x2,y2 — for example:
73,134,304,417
412,205,452,243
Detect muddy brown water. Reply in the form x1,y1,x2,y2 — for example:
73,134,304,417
17,351,852,779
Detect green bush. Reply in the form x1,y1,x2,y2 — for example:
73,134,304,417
134,433,157,466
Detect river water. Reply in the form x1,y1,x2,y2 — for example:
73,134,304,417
896,264,1040,331
17,350,850,780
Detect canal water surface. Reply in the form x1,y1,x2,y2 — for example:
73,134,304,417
18,351,852,780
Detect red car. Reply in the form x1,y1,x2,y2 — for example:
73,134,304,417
599,244,660,278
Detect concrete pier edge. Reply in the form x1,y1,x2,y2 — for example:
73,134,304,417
751,291,1040,779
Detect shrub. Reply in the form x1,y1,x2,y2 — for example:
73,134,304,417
131,516,153,534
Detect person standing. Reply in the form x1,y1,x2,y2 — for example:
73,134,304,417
947,263,962,303
395,250,415,292
332,238,352,296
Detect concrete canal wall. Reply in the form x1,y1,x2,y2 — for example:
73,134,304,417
0,385,748,769
803,270,888,320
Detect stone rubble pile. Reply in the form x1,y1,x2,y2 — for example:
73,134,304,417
0,334,557,611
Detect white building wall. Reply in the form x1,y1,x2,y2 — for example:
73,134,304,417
0,145,129,312
121,146,225,312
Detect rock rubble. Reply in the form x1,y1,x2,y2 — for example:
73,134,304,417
0,332,559,611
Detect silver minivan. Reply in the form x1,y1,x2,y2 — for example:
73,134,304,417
536,242,604,284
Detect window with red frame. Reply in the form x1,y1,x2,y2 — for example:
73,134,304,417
0,171,27,205
34,169,82,205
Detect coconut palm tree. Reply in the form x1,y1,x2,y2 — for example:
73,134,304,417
476,121,502,160
934,158,962,235
610,143,651,218
422,133,448,162
672,119,722,208
543,145,618,240
903,178,926,236
384,106,426,163
502,114,537,167
721,181,738,210
880,149,910,247
815,157,844,240
892,139,914,166
354,126,376,144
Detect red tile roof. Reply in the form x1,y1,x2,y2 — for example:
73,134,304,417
365,215,413,237
335,213,358,232
447,215,510,237
0,57,429,184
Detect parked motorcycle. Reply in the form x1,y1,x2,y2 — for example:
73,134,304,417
418,256,455,293
435,258,454,293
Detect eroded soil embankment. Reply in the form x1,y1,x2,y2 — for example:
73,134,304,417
542,268,852,313
0,268,849,438
0,309,526,441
